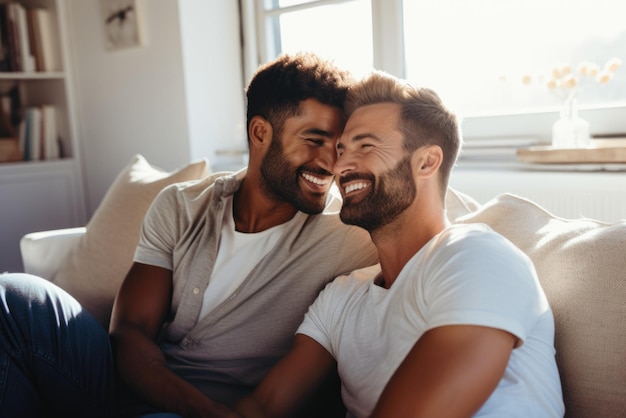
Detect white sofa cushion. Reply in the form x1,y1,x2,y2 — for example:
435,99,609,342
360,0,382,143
445,187,481,221
20,227,85,280
456,193,626,418
52,155,210,328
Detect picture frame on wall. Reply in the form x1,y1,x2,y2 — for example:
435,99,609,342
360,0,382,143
100,0,144,51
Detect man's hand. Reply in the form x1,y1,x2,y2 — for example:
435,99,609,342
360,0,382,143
110,262,239,417
235,334,336,418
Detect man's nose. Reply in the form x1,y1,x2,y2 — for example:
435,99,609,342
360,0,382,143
333,151,356,176
317,145,337,173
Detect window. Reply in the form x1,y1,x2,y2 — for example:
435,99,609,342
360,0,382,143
242,0,626,142
403,0,626,116
242,0,375,79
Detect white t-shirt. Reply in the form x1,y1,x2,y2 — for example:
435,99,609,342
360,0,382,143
199,196,300,318
298,223,564,418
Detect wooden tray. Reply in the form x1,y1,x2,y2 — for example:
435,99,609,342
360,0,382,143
516,139,626,164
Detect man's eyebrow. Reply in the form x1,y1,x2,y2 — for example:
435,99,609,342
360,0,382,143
337,133,382,150
350,133,383,143
304,128,334,138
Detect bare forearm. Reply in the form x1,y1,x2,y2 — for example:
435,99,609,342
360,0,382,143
235,397,270,418
236,335,339,418
111,329,239,418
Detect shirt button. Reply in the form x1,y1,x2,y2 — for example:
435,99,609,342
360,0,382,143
192,287,200,295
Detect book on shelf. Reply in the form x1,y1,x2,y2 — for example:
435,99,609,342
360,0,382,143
3,2,22,71
0,3,59,73
41,104,59,159
26,7,43,72
0,82,61,163
11,105,60,162
27,7,59,72
24,106,41,160
14,3,36,72
3,2,35,72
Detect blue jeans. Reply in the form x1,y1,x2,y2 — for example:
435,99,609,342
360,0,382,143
0,273,117,417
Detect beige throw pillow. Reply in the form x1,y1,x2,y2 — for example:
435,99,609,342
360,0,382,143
456,193,626,418
445,187,481,222
53,154,210,328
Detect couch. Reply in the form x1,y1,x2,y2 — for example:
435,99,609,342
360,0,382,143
19,154,626,418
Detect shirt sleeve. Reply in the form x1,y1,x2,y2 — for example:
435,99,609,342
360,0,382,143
297,266,380,357
134,184,181,270
416,226,549,347
296,278,340,356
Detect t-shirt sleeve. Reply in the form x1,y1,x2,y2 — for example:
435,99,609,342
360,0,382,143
297,266,379,357
416,228,549,347
134,184,181,270
296,278,339,356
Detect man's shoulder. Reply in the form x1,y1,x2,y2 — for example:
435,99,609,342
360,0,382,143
440,223,523,256
424,224,534,282
328,264,380,293
303,211,375,254
161,169,244,200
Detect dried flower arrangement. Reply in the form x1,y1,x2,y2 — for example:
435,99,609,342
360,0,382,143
521,57,622,100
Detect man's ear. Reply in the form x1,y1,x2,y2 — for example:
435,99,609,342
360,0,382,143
413,145,443,178
249,116,273,150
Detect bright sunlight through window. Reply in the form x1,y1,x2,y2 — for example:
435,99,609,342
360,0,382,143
249,0,626,139
403,0,626,117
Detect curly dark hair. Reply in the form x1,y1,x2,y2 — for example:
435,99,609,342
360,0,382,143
245,52,354,140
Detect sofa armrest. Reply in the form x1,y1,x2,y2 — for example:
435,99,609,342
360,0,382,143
20,227,85,281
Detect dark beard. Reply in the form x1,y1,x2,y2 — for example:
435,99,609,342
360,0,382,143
340,155,416,231
259,135,328,215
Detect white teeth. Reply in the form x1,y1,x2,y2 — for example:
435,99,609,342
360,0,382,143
345,182,370,194
302,172,328,185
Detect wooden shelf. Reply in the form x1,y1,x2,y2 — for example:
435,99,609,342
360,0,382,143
0,71,65,80
517,139,626,164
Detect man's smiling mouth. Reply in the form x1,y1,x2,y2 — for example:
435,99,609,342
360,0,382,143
301,172,331,186
344,182,371,195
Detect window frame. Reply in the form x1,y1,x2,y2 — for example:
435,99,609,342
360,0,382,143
241,0,626,142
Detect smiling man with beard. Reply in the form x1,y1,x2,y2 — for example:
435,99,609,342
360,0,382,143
236,71,564,418
259,124,335,216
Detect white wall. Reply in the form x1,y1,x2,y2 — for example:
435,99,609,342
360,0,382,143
67,0,245,216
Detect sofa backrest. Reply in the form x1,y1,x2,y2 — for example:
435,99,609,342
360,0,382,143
457,193,626,418
50,155,211,328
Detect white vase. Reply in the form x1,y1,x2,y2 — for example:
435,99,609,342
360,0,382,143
551,95,591,149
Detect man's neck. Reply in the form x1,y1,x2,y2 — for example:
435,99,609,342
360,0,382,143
371,203,448,289
233,176,299,233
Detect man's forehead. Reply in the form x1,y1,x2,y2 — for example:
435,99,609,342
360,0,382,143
348,102,398,125
338,108,403,150
344,103,399,131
